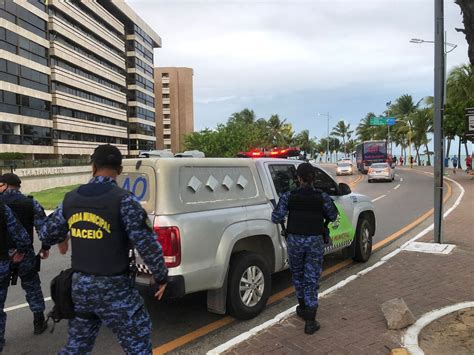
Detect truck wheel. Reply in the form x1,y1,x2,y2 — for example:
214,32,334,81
353,218,372,262
227,252,271,320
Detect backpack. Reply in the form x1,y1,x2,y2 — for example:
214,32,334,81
48,268,75,327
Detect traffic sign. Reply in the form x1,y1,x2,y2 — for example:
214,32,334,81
369,117,387,126
465,107,474,139
387,118,397,126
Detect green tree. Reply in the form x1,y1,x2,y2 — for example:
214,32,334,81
455,0,474,65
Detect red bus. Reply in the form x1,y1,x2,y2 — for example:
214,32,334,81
355,141,392,173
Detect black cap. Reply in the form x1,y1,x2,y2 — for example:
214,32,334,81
90,144,122,169
0,173,21,187
296,163,316,183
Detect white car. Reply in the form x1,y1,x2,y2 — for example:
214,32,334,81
367,163,395,182
336,162,354,176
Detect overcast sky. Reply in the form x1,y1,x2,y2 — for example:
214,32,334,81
127,0,469,150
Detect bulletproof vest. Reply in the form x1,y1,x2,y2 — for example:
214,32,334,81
286,188,325,236
0,193,34,242
62,183,130,276
0,202,9,260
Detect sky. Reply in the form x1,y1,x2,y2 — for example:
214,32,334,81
127,0,470,155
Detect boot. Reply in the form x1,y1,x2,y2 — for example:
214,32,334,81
304,307,320,334
33,312,48,334
296,298,305,319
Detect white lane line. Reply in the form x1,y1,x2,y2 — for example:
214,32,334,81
5,297,51,312
208,176,465,355
371,194,386,202
394,184,401,190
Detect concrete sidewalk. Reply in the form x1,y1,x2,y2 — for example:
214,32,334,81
215,171,473,354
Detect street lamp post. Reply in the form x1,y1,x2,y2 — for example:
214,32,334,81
317,113,332,163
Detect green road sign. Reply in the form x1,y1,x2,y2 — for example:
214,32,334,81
370,117,387,126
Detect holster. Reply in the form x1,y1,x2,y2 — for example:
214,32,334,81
9,263,19,286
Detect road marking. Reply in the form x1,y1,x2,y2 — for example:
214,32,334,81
371,194,386,202
349,175,362,187
153,171,454,354
393,184,401,190
5,297,51,312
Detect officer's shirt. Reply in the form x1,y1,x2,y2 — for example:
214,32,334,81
40,176,168,284
4,204,31,254
272,187,339,226
2,189,50,250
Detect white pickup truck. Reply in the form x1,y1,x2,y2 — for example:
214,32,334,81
118,158,375,319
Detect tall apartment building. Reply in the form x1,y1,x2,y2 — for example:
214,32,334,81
0,0,160,158
154,67,194,153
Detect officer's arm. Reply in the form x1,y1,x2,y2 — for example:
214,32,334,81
121,194,168,284
271,192,290,224
4,205,30,253
38,203,69,246
321,192,338,222
32,199,50,250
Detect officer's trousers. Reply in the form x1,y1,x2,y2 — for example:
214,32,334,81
59,272,152,355
287,234,325,308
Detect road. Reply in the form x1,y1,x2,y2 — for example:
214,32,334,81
3,166,442,354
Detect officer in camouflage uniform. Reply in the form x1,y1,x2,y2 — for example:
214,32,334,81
40,144,168,354
0,200,33,353
0,173,50,334
272,163,338,334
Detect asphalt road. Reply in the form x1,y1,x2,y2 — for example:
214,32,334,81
3,166,438,354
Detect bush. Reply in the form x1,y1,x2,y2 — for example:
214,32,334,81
0,152,25,160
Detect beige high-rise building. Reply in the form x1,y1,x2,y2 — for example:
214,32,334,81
1,0,160,158
154,67,194,153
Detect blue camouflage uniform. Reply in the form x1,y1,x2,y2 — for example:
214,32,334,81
40,176,168,355
272,187,338,308
0,204,33,351
0,189,49,317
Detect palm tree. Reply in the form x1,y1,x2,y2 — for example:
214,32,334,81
411,107,433,165
455,1,474,65
331,120,353,156
229,108,256,125
356,113,377,141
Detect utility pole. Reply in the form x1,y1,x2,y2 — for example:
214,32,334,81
434,0,444,243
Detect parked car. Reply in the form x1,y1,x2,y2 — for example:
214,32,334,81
336,162,354,176
367,162,395,182
118,158,376,319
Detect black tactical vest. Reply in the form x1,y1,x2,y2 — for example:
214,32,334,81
62,183,130,276
0,202,9,260
0,193,34,242
286,188,325,236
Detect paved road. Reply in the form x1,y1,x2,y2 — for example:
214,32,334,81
3,166,437,354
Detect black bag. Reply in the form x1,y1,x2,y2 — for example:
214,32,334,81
48,268,75,324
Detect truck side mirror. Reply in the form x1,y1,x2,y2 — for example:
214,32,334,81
338,183,351,195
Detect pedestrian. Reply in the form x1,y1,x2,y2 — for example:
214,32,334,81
271,163,338,334
452,155,458,174
444,156,450,168
0,174,49,334
409,156,414,167
0,200,33,353
466,155,472,173
400,156,404,166
393,156,397,166
40,144,168,354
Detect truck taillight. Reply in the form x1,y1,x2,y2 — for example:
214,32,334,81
154,226,181,268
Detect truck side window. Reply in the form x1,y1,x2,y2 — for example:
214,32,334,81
269,165,298,197
313,168,338,195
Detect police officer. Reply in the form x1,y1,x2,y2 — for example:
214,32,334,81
40,144,168,354
0,174,49,334
272,163,338,334
0,200,32,352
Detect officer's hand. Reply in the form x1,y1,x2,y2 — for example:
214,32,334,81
39,249,49,260
58,240,69,255
12,251,24,263
154,283,167,300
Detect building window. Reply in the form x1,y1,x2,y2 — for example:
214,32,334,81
0,122,52,146
0,28,48,66
162,83,169,88
163,104,170,109
162,94,170,99
56,130,127,145
0,58,49,92
0,90,50,119
0,0,47,38
163,124,171,130
52,106,127,127
164,114,171,119
161,73,169,78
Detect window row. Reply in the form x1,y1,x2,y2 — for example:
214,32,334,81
51,58,125,93
126,24,153,48
52,106,128,128
0,90,50,120
0,27,48,66
0,58,49,93
0,0,47,38
49,7,124,58
54,130,127,145
53,34,124,75
26,0,46,12
129,138,155,151
52,82,126,110
129,106,155,122
129,122,155,137
127,73,154,92
0,122,52,146
128,90,154,107
70,0,123,38
127,57,153,77
126,40,153,63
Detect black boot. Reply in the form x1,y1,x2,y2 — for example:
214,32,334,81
296,298,305,319
33,312,48,334
304,307,320,334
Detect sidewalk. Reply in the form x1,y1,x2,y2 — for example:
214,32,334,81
217,170,473,354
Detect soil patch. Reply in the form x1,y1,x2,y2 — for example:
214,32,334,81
419,307,474,355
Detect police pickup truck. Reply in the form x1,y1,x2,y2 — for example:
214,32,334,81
118,158,375,319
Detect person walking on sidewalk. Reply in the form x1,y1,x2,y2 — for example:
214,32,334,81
465,155,472,173
271,163,338,334
452,155,458,174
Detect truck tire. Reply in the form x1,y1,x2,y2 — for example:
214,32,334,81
227,252,271,320
353,218,372,262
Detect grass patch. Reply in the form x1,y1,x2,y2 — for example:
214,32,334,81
31,184,80,210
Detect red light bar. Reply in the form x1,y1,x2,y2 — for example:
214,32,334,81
251,151,263,157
